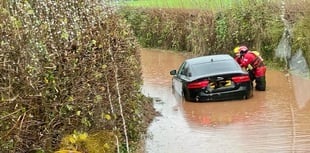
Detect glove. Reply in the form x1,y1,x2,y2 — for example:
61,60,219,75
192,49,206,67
247,64,253,70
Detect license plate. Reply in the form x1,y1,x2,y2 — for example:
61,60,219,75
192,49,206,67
210,80,231,89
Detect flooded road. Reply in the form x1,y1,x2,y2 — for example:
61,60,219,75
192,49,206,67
140,48,310,153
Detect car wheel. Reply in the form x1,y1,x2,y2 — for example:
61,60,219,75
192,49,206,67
243,95,248,100
183,90,192,102
243,92,251,100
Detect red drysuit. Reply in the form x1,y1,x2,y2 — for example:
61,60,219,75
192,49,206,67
239,52,266,91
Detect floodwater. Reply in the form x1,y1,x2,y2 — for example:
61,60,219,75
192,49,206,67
140,48,310,153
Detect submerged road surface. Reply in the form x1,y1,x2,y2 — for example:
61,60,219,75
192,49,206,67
140,48,310,153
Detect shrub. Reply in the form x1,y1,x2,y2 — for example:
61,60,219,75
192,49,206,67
0,1,156,152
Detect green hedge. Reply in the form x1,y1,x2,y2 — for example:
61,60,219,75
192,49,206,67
0,1,156,152
121,1,310,67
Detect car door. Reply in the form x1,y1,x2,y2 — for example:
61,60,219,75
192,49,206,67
173,62,187,96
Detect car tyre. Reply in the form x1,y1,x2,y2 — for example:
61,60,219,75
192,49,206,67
183,89,193,102
243,95,248,100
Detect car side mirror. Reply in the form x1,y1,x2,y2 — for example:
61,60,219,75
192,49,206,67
170,70,177,75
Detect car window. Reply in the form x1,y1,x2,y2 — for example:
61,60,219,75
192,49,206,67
177,62,186,76
191,60,240,77
182,67,190,76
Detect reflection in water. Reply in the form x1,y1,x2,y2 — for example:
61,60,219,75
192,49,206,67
181,98,264,128
140,48,310,153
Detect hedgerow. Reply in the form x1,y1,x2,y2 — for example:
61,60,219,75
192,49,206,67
0,1,156,152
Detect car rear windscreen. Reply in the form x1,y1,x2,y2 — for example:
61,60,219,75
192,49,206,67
190,60,240,77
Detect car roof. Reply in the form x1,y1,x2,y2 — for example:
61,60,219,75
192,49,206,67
185,54,234,65
184,54,244,80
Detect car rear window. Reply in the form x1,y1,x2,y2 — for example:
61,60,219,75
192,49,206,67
190,60,240,77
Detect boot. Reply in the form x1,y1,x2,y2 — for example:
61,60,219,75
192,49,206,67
255,76,266,91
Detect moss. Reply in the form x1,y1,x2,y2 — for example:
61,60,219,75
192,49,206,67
58,131,118,153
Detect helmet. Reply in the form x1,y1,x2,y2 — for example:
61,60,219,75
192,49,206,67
239,46,248,53
233,47,240,54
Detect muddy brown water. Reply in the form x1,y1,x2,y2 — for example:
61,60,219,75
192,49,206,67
140,48,310,153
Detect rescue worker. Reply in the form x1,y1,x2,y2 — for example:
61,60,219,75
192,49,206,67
238,46,266,91
233,46,263,65
233,46,255,81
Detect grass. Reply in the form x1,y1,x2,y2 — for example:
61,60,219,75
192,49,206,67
124,0,233,10
122,0,282,11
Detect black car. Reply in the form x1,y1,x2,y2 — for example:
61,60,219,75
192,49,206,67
170,54,253,102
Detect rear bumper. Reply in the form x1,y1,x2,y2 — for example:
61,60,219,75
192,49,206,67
194,86,252,102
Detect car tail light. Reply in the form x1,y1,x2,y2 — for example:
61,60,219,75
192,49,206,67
232,75,250,83
187,80,209,89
